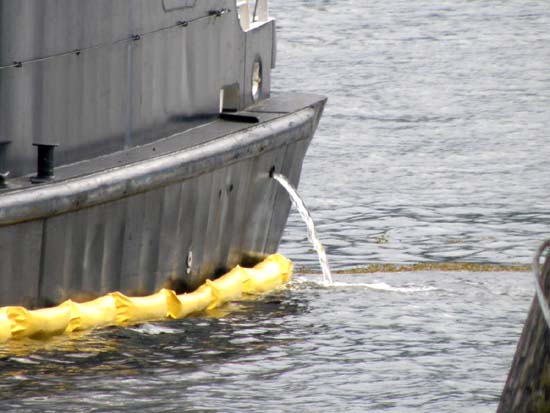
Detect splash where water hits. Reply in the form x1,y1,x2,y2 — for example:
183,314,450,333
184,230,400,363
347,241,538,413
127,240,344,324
272,173,445,295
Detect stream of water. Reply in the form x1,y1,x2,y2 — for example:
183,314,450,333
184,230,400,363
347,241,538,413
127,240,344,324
273,173,333,285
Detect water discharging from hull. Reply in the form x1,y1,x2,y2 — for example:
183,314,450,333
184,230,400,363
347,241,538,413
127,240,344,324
273,173,333,285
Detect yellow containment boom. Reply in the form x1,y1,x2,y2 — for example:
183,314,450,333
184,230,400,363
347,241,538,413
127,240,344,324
110,289,181,325
206,265,246,310
66,295,118,333
0,308,11,342
243,254,293,294
7,302,72,340
175,285,214,319
0,254,292,342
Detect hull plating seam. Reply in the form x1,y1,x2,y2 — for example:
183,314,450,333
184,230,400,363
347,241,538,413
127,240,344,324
0,9,231,71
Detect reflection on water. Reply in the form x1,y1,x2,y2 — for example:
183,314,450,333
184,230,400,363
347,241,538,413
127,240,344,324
0,291,310,411
0,272,532,412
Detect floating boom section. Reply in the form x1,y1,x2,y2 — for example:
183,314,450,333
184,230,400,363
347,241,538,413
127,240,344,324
0,254,293,342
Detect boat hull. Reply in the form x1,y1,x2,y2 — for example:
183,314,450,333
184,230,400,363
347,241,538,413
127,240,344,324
0,94,325,307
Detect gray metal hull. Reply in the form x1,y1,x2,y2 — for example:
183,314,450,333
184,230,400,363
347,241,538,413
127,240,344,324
0,94,326,307
0,0,276,177
0,0,325,306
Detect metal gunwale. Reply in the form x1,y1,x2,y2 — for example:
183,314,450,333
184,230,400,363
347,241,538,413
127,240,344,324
0,107,316,226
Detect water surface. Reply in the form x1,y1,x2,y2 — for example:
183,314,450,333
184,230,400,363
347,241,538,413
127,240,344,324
0,271,532,412
274,0,550,267
1,0,549,411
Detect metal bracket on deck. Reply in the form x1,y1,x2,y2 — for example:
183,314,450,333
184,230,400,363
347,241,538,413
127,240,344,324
31,143,59,184
219,113,259,123
0,141,11,189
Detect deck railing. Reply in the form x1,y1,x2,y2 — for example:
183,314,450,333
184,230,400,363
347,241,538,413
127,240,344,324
236,0,269,31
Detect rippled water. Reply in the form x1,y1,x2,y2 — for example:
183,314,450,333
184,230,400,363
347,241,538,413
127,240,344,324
274,0,550,268
1,1,549,412
0,272,533,412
